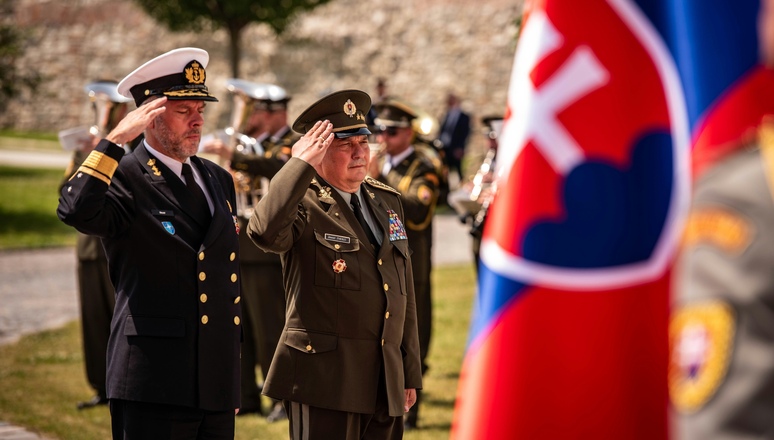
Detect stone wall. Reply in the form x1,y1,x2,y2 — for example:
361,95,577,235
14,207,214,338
4,0,522,156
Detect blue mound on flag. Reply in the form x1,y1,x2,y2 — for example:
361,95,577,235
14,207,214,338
469,263,528,343
523,131,673,267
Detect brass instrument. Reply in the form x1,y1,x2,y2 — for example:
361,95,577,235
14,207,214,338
86,81,131,144
222,79,267,218
448,116,502,230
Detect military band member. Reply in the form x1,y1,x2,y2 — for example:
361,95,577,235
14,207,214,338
247,89,422,439
58,48,241,439
201,80,296,420
368,98,440,430
60,80,132,410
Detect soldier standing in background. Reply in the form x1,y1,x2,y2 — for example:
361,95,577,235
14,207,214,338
60,80,134,410
669,0,774,437
201,80,295,422
368,98,440,430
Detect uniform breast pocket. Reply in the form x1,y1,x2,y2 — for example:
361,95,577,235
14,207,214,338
151,209,176,233
391,240,411,295
314,230,361,290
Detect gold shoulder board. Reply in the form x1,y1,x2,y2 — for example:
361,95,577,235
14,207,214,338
365,176,401,196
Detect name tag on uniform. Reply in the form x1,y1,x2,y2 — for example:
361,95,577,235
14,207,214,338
324,233,351,244
152,209,175,217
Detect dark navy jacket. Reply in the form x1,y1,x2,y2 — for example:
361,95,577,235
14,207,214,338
58,140,241,411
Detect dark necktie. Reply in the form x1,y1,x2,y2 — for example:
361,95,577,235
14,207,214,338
181,163,211,226
350,192,379,248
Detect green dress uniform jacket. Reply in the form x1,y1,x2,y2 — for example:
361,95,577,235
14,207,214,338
375,146,439,374
671,137,774,439
247,158,423,417
57,140,242,412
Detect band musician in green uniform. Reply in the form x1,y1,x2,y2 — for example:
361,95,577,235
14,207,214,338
201,80,297,421
367,98,441,430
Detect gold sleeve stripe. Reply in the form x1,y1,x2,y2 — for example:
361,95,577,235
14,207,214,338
82,151,119,179
75,166,111,185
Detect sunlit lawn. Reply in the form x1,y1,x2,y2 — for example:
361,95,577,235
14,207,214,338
0,166,77,249
0,263,476,439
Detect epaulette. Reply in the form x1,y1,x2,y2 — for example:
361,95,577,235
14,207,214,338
365,176,401,196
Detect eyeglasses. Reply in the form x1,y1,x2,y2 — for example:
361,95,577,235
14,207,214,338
379,127,399,137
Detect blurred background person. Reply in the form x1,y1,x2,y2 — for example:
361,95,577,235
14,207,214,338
670,0,774,438
368,98,440,430
447,115,502,273
436,92,471,198
58,80,137,410
201,79,295,422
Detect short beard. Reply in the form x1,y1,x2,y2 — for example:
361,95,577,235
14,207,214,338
153,116,200,161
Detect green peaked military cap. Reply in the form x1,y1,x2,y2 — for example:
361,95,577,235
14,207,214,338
292,89,372,138
373,98,418,128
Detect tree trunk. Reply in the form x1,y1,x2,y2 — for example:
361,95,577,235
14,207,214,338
227,25,243,78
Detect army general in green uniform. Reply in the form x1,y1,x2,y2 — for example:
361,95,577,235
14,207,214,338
247,90,422,439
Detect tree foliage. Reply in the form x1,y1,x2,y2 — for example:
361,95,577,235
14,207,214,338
133,0,331,78
0,0,41,113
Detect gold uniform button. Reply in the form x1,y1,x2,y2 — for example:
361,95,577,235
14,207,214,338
201,315,209,324
378,259,383,265
231,273,238,282
306,344,313,352
385,312,390,319
334,244,341,250
200,294,208,303
335,212,340,217
230,252,236,261
198,252,205,261
383,283,389,291
234,316,240,325
199,272,206,281
381,339,385,346
234,296,241,304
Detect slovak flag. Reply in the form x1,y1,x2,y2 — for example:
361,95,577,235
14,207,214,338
447,0,746,437
453,0,771,437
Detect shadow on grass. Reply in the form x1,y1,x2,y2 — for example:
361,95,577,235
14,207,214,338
0,207,71,235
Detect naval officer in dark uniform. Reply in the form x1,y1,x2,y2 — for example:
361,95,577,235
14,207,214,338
58,47,242,439
368,98,440,430
247,90,422,439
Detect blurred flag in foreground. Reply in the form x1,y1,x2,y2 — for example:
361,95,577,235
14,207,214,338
452,0,772,437
447,0,752,437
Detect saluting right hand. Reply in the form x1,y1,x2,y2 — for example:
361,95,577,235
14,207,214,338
106,97,168,146
292,120,333,169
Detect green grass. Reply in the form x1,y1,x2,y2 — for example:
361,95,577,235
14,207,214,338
0,166,77,249
0,263,476,439
0,133,60,152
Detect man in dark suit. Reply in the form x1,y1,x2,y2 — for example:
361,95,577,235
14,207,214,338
58,47,242,439
247,90,422,439
202,80,296,421
438,92,471,189
368,98,440,430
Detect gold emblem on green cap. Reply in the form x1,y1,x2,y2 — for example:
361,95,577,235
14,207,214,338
343,99,357,118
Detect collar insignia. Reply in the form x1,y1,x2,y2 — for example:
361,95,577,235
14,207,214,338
319,186,333,200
